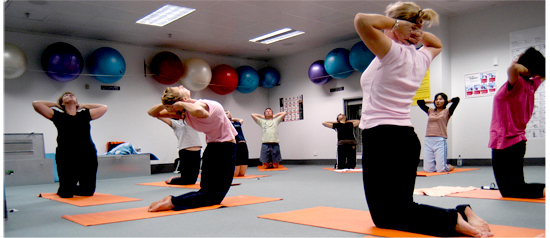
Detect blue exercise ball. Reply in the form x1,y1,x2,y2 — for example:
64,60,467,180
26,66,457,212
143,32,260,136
41,42,84,82
236,66,259,93
324,48,353,79
308,60,332,85
259,67,280,88
349,41,375,73
87,47,126,84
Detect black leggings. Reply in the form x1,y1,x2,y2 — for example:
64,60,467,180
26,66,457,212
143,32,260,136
492,141,545,198
171,142,236,210
362,125,466,236
55,148,98,198
170,149,202,185
336,144,356,169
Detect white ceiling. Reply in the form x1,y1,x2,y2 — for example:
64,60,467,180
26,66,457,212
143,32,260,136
4,0,520,61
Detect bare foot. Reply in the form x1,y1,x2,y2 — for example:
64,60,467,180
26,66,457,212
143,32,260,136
165,176,178,184
262,163,270,169
448,164,455,171
464,206,494,237
455,213,485,237
148,196,175,212
272,163,279,168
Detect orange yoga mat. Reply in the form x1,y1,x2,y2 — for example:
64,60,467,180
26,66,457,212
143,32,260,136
63,195,281,226
199,174,271,179
258,206,545,237
136,181,241,189
38,193,141,207
446,189,545,203
233,174,271,179
322,168,362,173
257,165,288,171
417,168,480,177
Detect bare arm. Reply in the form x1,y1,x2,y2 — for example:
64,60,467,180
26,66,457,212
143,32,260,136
147,104,180,119
175,101,209,118
273,111,288,119
348,120,360,127
508,62,530,87
354,14,416,59
32,101,58,119
79,103,107,120
322,121,336,129
251,113,263,123
418,32,443,59
232,118,244,125
156,117,172,127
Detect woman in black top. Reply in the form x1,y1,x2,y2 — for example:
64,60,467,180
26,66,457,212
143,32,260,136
33,92,107,198
322,114,360,169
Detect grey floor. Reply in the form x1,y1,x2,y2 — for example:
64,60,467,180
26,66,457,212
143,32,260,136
4,165,545,237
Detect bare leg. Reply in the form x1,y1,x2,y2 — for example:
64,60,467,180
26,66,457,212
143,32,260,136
455,213,485,237
234,166,241,177
238,165,248,176
464,206,494,237
148,196,175,212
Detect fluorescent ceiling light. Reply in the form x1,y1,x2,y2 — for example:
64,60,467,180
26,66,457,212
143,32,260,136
136,5,195,27
249,28,292,42
260,30,305,44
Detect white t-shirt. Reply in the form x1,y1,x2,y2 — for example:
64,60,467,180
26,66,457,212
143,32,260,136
171,119,202,150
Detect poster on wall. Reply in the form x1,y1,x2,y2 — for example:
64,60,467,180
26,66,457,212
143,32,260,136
464,71,497,98
411,68,430,106
510,26,545,139
280,95,303,122
510,26,545,59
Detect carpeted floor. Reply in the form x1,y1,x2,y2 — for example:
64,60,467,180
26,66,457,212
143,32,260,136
3,165,545,237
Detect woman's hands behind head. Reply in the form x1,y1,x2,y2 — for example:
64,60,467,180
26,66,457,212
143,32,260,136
392,20,423,46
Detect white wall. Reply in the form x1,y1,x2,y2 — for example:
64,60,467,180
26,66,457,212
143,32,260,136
448,1,545,159
4,31,269,164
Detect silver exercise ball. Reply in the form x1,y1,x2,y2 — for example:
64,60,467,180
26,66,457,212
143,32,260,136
4,43,27,79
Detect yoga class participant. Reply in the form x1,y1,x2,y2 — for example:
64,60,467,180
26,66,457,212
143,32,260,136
489,47,545,198
355,1,492,237
148,85,237,212
322,113,360,169
148,106,202,185
33,92,107,198
417,93,460,172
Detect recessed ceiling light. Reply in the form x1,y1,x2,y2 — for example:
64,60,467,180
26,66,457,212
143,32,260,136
136,4,195,27
249,28,305,44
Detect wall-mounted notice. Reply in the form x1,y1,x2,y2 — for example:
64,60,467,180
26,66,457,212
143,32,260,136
464,71,496,98
280,95,303,122
510,26,545,139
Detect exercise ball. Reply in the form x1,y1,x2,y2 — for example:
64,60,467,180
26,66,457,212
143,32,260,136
259,67,280,88
209,64,238,95
308,60,332,85
324,48,353,79
87,47,126,84
4,43,27,79
41,42,84,82
180,58,211,91
349,41,375,73
235,66,259,94
150,51,183,85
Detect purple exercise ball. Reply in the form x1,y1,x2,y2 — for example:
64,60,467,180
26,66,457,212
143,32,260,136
308,60,332,85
